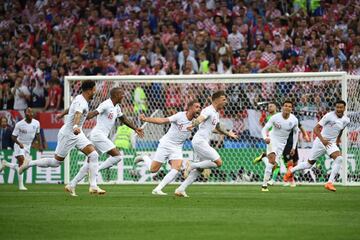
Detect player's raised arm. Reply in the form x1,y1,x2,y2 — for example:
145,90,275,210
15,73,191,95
139,114,170,125
119,115,144,138
215,123,238,139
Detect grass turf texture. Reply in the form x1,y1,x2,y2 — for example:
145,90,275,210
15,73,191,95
0,185,359,240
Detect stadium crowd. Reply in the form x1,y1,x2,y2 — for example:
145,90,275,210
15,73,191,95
0,0,359,113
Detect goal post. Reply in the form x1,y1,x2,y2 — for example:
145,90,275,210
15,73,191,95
63,72,360,186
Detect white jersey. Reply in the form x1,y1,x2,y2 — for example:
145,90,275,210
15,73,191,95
159,111,193,146
262,112,299,148
318,111,350,142
12,119,40,146
61,94,89,134
193,105,219,143
92,99,123,137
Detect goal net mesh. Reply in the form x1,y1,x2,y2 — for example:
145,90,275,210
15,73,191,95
64,73,360,185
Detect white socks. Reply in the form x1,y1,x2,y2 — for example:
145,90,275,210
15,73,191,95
18,170,25,189
70,162,89,188
2,161,18,169
155,169,179,191
291,161,313,173
87,151,99,188
99,155,123,171
328,156,343,183
177,169,201,192
191,160,217,170
263,161,274,187
29,158,62,168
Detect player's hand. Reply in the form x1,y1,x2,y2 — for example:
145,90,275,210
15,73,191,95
135,128,144,138
290,148,296,156
321,139,330,147
139,114,146,122
55,114,63,121
73,127,81,135
228,131,238,139
19,143,24,149
264,138,270,144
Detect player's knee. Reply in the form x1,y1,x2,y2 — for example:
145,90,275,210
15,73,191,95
308,160,316,165
149,166,159,173
215,159,222,167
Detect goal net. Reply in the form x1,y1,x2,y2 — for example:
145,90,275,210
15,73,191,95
64,72,360,186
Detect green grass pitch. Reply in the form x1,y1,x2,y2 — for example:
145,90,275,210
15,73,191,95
0,184,359,240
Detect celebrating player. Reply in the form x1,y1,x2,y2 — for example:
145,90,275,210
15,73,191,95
0,108,42,190
284,100,350,192
66,87,144,196
134,99,201,195
261,100,299,192
19,81,105,195
175,91,238,197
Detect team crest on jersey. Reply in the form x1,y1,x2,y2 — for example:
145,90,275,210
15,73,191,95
108,112,113,119
274,122,281,129
328,121,336,127
19,129,27,134
212,118,217,125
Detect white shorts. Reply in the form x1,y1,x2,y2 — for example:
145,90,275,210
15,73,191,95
89,132,116,154
55,131,92,158
309,138,340,161
192,138,220,162
153,142,183,164
14,143,31,157
266,139,286,164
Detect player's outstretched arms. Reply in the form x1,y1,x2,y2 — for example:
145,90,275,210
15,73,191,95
119,115,144,138
215,123,239,139
139,114,170,125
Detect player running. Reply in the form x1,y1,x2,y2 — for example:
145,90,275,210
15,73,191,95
134,99,201,195
284,100,350,192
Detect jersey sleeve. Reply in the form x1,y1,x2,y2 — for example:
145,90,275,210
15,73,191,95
73,98,86,113
200,107,212,120
168,112,181,123
12,123,20,137
117,106,124,118
96,102,107,114
318,113,330,127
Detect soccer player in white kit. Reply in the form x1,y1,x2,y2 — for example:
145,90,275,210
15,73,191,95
134,99,201,195
0,108,42,190
65,87,144,196
19,80,105,195
261,100,299,192
284,100,350,192
175,91,238,197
